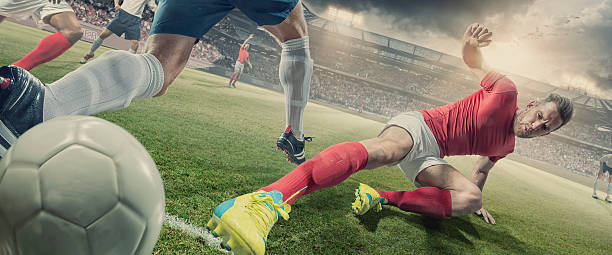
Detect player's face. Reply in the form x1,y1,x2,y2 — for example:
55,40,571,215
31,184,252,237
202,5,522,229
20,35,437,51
513,101,563,138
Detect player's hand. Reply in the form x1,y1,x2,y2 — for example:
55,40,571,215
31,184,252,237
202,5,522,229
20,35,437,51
115,4,122,10
248,34,254,39
475,207,496,224
464,23,492,48
48,0,63,4
151,6,158,13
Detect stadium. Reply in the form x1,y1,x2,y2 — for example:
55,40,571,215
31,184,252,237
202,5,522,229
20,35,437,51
0,0,610,254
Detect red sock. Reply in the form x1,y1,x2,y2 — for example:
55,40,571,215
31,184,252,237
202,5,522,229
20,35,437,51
12,32,72,71
378,187,452,219
228,74,235,84
260,142,369,205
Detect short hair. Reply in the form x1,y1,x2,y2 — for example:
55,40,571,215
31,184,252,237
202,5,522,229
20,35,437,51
537,93,574,131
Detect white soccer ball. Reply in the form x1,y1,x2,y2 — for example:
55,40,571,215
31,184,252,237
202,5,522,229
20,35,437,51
0,116,165,255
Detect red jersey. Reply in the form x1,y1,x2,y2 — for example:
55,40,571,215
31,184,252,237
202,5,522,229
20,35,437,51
418,72,518,162
237,47,249,64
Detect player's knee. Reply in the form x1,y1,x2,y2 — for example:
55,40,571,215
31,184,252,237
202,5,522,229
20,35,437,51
63,28,83,44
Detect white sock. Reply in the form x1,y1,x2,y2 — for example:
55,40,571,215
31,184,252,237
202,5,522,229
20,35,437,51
607,182,612,197
43,51,164,120
594,178,599,194
129,48,137,54
279,36,313,138
89,37,104,55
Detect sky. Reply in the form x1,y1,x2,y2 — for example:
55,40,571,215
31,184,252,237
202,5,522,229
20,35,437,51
305,0,612,99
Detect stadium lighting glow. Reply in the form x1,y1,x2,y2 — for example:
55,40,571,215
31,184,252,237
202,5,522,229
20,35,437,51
326,6,362,26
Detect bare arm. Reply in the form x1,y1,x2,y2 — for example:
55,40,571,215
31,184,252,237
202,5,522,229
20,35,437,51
114,0,121,10
241,34,255,48
462,23,493,82
471,156,496,190
471,155,497,224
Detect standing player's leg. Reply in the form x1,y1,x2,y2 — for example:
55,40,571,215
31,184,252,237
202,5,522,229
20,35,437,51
606,171,612,203
13,10,83,70
231,66,242,88
0,15,6,23
81,29,114,64
593,169,604,199
262,1,313,165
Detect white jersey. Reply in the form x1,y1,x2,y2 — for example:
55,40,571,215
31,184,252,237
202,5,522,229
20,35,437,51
121,0,156,18
602,154,612,167
0,0,73,21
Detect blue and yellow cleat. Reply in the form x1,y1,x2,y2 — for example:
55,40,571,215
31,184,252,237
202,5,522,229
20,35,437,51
351,183,387,215
207,190,301,255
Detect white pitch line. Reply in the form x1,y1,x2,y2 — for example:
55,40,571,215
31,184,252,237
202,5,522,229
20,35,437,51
163,213,230,254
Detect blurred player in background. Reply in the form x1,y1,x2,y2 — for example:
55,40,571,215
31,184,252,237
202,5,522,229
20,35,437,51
0,0,83,70
227,33,253,88
80,0,157,64
0,0,313,165
592,153,612,202
206,23,575,254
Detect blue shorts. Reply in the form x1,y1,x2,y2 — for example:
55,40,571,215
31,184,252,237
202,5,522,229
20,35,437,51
107,9,141,41
150,0,298,38
603,162,611,174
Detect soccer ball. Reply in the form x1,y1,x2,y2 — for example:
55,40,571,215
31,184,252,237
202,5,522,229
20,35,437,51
0,116,165,255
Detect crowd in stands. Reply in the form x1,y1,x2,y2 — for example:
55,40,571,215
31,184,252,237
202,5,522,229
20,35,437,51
69,1,610,176
311,69,434,117
71,0,114,27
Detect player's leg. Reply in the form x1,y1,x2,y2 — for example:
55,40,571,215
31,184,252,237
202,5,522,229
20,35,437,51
207,126,412,253
243,1,312,164
0,15,5,23
81,29,114,64
593,169,604,198
232,69,242,87
43,33,194,120
123,13,142,54
605,172,612,202
13,8,83,70
0,0,233,157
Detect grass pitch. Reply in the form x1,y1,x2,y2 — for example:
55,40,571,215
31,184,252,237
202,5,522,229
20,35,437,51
1,21,611,254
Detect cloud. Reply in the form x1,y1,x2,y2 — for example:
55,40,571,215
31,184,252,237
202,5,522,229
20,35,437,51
305,0,612,98
306,0,535,38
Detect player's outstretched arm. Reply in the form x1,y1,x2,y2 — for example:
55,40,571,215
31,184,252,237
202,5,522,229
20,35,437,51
471,156,497,224
462,23,493,82
241,34,255,48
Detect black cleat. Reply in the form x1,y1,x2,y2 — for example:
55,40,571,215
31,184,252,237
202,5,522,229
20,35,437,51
0,65,45,158
276,126,312,165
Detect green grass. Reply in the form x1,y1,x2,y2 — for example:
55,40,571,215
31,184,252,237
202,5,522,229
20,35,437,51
1,21,611,254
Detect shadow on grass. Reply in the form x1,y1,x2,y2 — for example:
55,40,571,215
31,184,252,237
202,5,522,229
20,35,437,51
355,208,545,254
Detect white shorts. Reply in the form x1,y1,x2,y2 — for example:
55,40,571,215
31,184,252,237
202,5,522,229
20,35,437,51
233,60,244,73
381,111,449,188
0,0,73,22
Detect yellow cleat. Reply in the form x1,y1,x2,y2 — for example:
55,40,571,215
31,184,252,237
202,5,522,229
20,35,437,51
207,189,303,255
351,183,386,215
